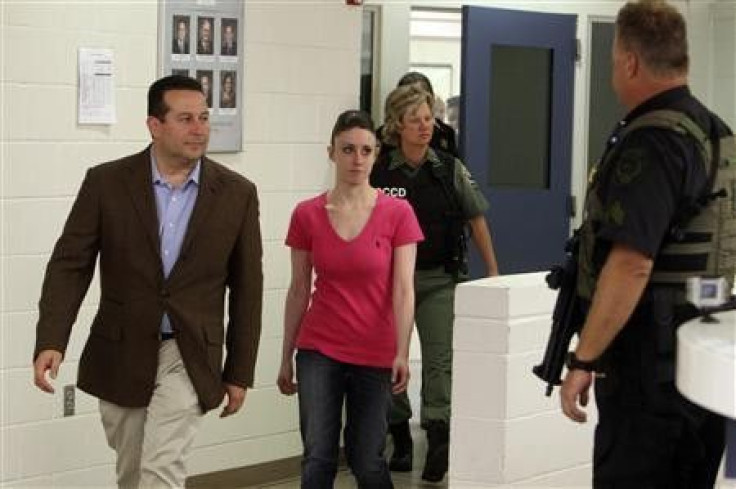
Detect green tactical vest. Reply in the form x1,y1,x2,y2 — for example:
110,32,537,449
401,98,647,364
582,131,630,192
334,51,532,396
578,109,736,301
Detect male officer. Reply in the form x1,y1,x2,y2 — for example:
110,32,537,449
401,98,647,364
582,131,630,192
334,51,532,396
561,1,731,487
33,75,263,488
446,96,460,139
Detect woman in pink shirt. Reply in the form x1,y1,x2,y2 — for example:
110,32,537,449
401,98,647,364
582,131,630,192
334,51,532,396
277,110,423,488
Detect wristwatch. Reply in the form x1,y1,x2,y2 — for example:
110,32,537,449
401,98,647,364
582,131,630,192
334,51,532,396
565,352,597,372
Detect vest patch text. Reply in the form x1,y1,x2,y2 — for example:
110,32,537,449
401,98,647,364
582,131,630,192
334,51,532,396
382,187,407,198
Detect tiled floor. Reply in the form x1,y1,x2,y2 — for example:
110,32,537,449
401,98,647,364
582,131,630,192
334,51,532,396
256,424,449,489
213,424,736,489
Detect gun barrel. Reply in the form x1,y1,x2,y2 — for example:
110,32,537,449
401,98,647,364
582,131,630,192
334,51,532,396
533,231,581,395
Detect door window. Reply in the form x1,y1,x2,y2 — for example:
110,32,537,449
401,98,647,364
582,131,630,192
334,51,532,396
489,44,552,189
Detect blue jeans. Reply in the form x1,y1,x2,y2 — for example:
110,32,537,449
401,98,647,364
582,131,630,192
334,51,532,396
296,349,394,489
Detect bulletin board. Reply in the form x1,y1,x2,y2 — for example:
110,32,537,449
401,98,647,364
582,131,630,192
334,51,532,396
159,0,243,152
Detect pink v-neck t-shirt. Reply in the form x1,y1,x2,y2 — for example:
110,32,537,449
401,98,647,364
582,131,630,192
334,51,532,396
286,191,423,368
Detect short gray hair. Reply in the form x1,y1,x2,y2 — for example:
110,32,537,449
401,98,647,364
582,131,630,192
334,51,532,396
616,0,688,77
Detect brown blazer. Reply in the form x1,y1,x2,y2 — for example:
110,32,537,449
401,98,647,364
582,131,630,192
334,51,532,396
34,147,263,412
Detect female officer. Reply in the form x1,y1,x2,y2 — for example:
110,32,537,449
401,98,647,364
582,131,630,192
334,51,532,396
278,110,423,488
370,85,499,482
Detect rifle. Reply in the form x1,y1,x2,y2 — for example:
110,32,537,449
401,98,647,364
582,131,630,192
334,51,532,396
532,232,584,396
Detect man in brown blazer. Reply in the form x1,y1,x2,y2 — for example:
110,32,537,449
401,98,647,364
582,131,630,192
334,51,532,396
32,75,263,488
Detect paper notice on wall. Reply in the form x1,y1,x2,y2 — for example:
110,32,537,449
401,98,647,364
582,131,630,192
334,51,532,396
78,48,116,124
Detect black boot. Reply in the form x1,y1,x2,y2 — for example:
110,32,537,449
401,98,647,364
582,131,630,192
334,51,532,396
421,420,449,482
388,421,413,472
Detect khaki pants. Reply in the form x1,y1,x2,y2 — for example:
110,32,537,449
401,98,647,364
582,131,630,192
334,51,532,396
100,340,203,489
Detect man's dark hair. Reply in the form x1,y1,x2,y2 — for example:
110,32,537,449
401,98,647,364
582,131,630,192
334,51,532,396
330,109,376,145
148,75,203,120
397,71,434,97
616,0,689,77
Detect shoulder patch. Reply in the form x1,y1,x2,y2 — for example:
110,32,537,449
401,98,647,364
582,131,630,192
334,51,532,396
614,148,645,185
606,200,625,226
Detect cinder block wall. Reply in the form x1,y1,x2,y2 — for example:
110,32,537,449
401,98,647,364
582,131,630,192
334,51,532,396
451,274,736,489
0,1,361,486
3,0,736,486
451,273,597,487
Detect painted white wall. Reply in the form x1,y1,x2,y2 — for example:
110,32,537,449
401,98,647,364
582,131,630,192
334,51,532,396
451,273,596,486
376,3,411,125
411,38,462,101
452,275,736,488
0,0,361,486
2,0,736,486
710,2,736,129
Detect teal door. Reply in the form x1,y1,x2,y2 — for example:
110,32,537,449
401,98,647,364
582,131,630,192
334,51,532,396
461,6,577,275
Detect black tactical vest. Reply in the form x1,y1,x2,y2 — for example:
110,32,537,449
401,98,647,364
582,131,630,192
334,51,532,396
371,151,464,270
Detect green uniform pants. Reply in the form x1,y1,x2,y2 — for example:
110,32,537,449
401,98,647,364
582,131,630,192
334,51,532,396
390,267,457,426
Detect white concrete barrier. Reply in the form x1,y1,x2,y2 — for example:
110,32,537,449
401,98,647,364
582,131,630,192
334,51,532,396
450,273,596,487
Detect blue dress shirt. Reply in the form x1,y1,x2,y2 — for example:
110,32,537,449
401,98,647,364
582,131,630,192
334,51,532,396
151,156,201,334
